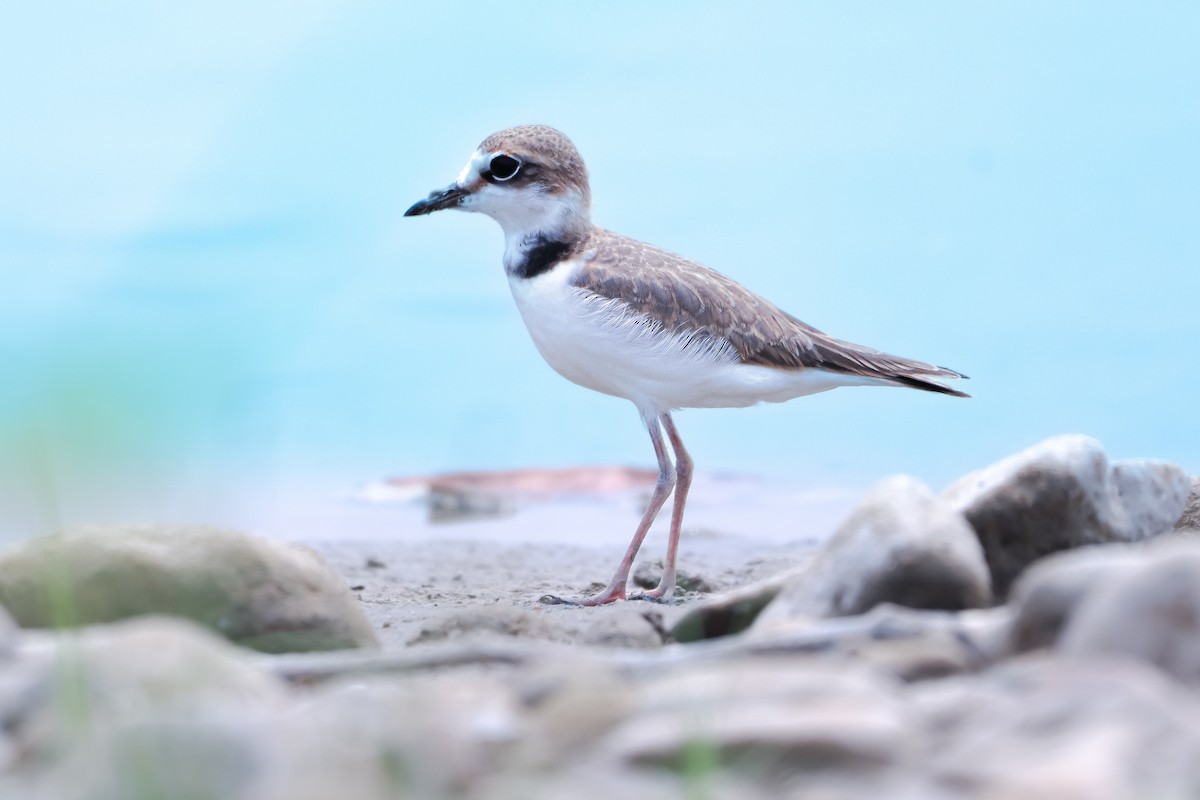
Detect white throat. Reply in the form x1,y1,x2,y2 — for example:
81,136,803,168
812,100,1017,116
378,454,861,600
453,149,592,274
498,189,588,272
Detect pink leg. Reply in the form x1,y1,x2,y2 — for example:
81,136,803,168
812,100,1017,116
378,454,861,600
630,412,692,602
540,409,675,606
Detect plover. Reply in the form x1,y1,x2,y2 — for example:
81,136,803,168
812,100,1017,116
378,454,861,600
405,125,968,606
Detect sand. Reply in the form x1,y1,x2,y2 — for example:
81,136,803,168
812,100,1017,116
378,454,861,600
310,532,813,649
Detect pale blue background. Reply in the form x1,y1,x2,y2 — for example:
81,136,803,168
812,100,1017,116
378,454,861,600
2,2,1197,534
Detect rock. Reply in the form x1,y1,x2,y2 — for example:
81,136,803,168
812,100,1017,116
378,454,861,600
1176,476,1200,531
671,570,796,642
632,560,714,595
1007,544,1143,652
0,616,285,733
1009,534,1200,684
836,605,1012,681
479,767,740,800
41,719,264,800
751,475,990,632
1058,538,1200,686
944,434,1192,597
1010,536,1200,677
10,604,1200,799
0,615,530,800
575,610,667,649
0,524,378,653
911,654,1200,799
738,604,1011,681
513,658,635,768
264,671,524,799
592,659,911,787
0,616,287,799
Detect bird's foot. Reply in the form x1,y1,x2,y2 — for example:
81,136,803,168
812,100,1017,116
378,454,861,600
627,588,675,604
626,572,678,604
539,585,626,606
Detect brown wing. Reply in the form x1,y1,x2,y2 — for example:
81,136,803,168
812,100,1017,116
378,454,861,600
572,229,969,397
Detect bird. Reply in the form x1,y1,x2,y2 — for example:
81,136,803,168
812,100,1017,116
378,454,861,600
404,125,968,606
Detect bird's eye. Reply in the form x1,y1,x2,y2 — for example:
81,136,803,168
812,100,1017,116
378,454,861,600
489,154,521,181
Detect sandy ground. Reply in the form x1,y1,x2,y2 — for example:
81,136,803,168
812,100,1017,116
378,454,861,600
275,470,848,650
310,530,813,650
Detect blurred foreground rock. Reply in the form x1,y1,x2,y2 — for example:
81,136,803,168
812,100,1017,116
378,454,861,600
0,524,377,652
911,654,1200,799
1008,530,1200,688
0,617,287,798
4,601,1200,799
1054,539,1200,686
1006,543,1142,652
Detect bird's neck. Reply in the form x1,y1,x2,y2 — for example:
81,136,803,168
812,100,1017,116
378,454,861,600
505,234,580,279
500,192,592,279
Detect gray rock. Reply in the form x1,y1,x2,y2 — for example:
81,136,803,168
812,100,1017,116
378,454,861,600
1007,544,1143,652
1176,476,1200,531
263,671,523,799
743,604,1012,681
0,524,377,652
1009,535,1200,685
0,616,287,799
670,569,796,642
1059,538,1200,686
1111,458,1194,538
593,660,910,784
0,616,285,728
632,559,714,595
911,654,1200,799
11,606,1200,799
514,658,635,768
21,716,267,800
0,615,530,800
943,434,1192,597
479,770,753,800
752,475,990,632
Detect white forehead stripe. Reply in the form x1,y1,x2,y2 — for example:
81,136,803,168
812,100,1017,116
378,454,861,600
457,150,487,184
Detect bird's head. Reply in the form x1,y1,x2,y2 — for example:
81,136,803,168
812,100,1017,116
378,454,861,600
404,125,592,242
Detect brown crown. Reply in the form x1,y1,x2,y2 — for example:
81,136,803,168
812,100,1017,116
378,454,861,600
478,125,591,207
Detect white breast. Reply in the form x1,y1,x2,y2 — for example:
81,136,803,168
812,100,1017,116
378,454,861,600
507,259,886,412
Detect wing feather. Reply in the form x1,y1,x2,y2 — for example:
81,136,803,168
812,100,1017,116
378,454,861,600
571,229,968,397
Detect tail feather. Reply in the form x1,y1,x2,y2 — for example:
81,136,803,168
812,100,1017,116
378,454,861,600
723,306,970,397
886,371,971,398
811,337,972,398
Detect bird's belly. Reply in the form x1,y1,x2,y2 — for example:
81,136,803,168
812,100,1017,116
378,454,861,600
508,269,878,411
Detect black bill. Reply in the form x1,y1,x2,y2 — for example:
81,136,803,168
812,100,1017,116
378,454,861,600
404,184,469,216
